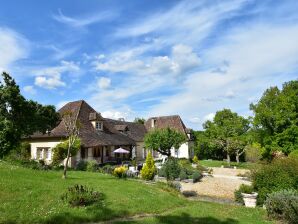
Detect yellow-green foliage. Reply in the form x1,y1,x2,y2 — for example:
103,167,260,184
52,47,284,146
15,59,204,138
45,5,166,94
52,139,81,166
193,155,199,164
113,166,127,178
141,152,156,180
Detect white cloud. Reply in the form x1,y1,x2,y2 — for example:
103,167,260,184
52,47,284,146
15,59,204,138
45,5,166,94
23,85,36,95
53,9,117,27
97,77,111,89
148,23,298,129
203,113,215,122
0,27,29,72
34,60,80,89
101,110,128,120
94,44,200,76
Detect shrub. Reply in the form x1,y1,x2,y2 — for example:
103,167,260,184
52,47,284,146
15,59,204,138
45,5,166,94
86,160,98,172
192,171,202,183
265,189,298,224
113,166,127,178
157,166,166,177
141,152,156,180
179,169,188,180
193,155,199,164
234,184,254,204
167,181,182,192
252,157,298,205
163,157,181,180
245,143,262,162
182,190,198,197
52,139,81,166
76,160,87,171
61,184,102,207
289,150,298,159
102,164,115,174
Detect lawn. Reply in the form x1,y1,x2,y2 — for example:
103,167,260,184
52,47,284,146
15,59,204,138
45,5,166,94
199,159,256,170
0,161,272,224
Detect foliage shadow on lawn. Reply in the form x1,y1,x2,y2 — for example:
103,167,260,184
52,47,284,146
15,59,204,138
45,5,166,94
116,212,239,224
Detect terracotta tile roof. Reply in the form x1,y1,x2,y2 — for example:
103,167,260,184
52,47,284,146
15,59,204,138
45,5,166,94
144,115,188,136
27,100,191,146
28,100,135,147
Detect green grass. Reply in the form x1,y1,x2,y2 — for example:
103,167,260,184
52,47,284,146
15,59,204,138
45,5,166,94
199,159,256,169
0,161,272,224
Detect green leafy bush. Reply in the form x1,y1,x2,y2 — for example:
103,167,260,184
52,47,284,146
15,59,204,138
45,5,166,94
86,160,98,172
61,184,102,207
162,157,181,180
76,160,87,171
141,152,156,180
102,164,115,174
52,139,81,166
234,184,254,204
179,169,188,180
192,171,202,183
245,143,262,162
289,150,298,159
265,189,298,224
252,157,298,205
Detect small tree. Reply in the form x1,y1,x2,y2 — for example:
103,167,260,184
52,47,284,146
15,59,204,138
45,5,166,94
141,152,156,180
52,139,81,166
144,128,186,157
61,111,81,179
134,117,145,124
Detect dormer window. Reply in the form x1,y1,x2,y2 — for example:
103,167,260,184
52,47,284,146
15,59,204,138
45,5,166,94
151,119,156,128
95,121,103,131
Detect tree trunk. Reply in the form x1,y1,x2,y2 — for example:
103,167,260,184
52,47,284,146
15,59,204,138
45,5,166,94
227,154,231,166
62,144,71,179
236,153,240,164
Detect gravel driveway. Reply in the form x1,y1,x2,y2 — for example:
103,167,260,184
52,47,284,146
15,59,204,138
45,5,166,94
181,168,251,200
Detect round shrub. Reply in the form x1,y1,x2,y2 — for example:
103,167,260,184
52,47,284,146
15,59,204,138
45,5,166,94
163,157,181,180
141,152,156,180
76,160,87,171
179,169,188,180
113,166,127,178
252,157,298,205
289,150,298,159
86,160,98,172
61,184,102,207
265,189,298,224
192,171,202,183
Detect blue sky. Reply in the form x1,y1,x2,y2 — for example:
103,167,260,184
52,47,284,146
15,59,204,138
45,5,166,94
1,0,298,130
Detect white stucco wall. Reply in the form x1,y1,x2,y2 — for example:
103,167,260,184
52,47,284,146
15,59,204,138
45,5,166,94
30,141,61,164
170,141,194,159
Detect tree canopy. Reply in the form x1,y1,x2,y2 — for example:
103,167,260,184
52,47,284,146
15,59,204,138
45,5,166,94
250,80,298,154
144,127,186,156
203,109,250,163
134,117,145,124
0,72,59,157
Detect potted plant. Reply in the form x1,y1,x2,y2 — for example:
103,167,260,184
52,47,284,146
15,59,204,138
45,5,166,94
235,184,258,208
241,192,258,208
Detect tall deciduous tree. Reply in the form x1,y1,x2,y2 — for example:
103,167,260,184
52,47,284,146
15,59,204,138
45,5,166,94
203,109,250,165
0,72,59,157
134,117,145,124
144,128,186,157
250,80,298,155
61,111,81,179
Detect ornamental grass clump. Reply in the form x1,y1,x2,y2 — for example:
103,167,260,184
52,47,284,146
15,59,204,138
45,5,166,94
61,184,102,207
113,166,128,178
141,152,156,180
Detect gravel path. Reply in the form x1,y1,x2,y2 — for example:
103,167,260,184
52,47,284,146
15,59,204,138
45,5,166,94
181,168,251,200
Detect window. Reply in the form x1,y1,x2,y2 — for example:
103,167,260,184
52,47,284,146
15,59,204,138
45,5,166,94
95,121,102,130
46,149,51,160
36,147,50,160
106,148,110,157
81,148,86,159
93,147,101,157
